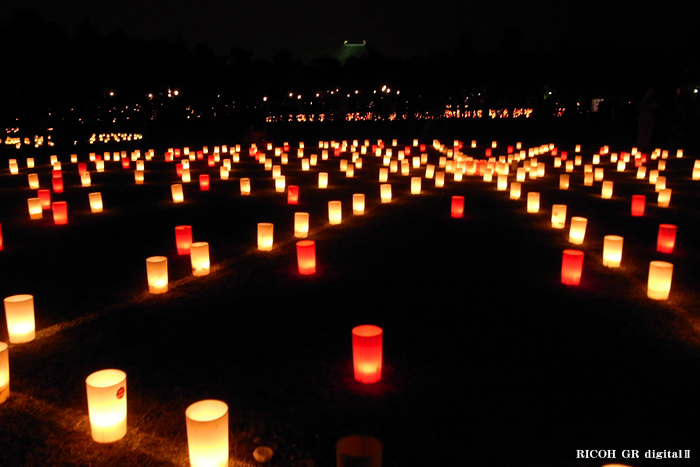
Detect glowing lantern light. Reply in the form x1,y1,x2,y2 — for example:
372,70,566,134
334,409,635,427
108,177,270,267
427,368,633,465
451,196,464,218
240,178,251,195
352,325,383,383
171,184,184,203
636,166,647,179
146,256,168,294
601,181,613,199
199,175,210,191
603,235,624,268
551,204,567,229
52,201,68,225
565,160,574,172
135,170,144,184
561,249,584,285
318,172,328,188
510,182,521,199
516,168,526,182
288,185,299,205
9,160,19,174
658,188,672,207
3,295,35,343
175,226,193,255
410,177,421,194
85,369,127,443
0,342,7,403
569,217,587,245
435,171,445,187
648,261,673,300
181,168,191,183
190,242,210,276
52,175,64,193
527,192,540,213
425,164,435,179
136,160,145,171
89,192,103,213
274,175,286,193
558,174,569,190
617,160,626,171
380,184,392,203
328,201,342,225
186,400,229,467
257,223,274,251
353,194,365,215
27,173,39,189
95,160,105,172
336,435,382,467
649,169,658,184
296,240,316,275
655,176,666,192
219,167,229,180
28,198,43,219
27,157,35,168
80,171,92,187
657,224,677,253
294,213,309,238
497,174,508,191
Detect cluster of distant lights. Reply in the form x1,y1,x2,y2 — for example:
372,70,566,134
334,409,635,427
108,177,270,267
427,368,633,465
89,133,144,144
265,107,535,123
2,128,51,148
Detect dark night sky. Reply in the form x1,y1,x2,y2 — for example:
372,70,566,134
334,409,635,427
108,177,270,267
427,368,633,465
0,0,691,60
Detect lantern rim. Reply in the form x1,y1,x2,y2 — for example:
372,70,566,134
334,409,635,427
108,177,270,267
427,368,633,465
186,399,228,422
146,256,168,263
86,369,126,388
562,249,584,257
297,240,315,247
650,260,673,268
4,294,33,303
352,324,382,337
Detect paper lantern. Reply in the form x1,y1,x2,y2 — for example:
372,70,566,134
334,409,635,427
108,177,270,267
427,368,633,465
352,325,383,383
175,226,193,255
565,160,574,172
601,181,613,199
0,224,2,251
328,201,342,225
551,204,567,229
257,223,274,251
0,342,8,403
199,174,210,191
655,176,666,192
190,242,210,276
603,235,624,268
89,192,103,213
631,195,645,216
240,178,251,195
353,194,365,215
27,173,39,189
27,157,35,168
3,295,35,343
318,172,328,189
52,201,68,225
648,261,673,300
146,256,168,294
435,171,445,187
287,185,299,205
380,184,392,203
85,369,127,443
424,164,435,179
527,192,540,213
219,167,229,180
336,435,382,467
186,400,229,467
95,160,105,172
275,176,286,193
171,184,184,203
657,224,677,253
451,196,464,218
52,175,64,193
28,198,43,219
561,249,584,285
410,177,421,194
658,188,672,207
134,170,144,184
569,217,587,245
510,182,521,199
294,212,309,238
181,168,191,183
583,172,593,186
649,169,658,184
296,240,316,274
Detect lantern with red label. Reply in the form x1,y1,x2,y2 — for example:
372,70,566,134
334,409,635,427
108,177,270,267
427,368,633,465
85,369,127,443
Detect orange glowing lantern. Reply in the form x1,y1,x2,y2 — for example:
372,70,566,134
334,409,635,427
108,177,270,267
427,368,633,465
318,172,328,188
603,235,624,268
328,201,342,225
527,192,540,213
146,256,168,294
135,170,144,184
425,164,435,179
190,242,210,276
175,226,193,255
631,195,645,216
648,261,673,300
181,168,191,183
655,176,666,192
80,171,92,187
510,182,521,199
559,174,570,190
288,185,299,205
27,157,35,168
379,168,388,182
336,435,382,467
27,173,39,189
52,174,64,193
353,194,365,215
52,201,68,225
0,342,7,403
435,171,445,187
171,184,184,203
186,400,229,467
583,172,593,186
3,294,35,343
451,196,464,218
199,175,210,191
85,369,127,443
569,217,587,245
657,224,677,253
294,212,309,238
28,198,43,219
240,178,251,195
551,204,567,229
601,181,613,199
561,249,584,285
352,325,383,383
658,188,672,207
410,177,421,194
296,240,316,275
257,223,274,251
89,192,103,213
380,184,392,203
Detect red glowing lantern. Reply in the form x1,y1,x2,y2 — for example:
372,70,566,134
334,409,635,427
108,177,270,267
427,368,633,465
52,201,68,225
196,150,204,160
78,163,87,174
352,325,383,383
199,174,210,191
175,225,193,255
485,148,492,157
176,163,183,177
122,158,130,169
451,196,464,218
38,189,51,209
404,146,411,156
561,249,584,285
288,185,299,205
52,174,64,193
657,224,677,253
560,151,568,161
334,148,341,157
207,155,216,167
420,144,426,152
0,223,3,251
296,240,316,275
551,148,558,156
631,195,645,217
165,151,173,162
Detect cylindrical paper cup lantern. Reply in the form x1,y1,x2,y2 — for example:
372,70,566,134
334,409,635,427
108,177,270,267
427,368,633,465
190,242,210,276
435,171,445,187
569,217,587,245
85,369,127,443
561,249,584,285
52,175,64,193
648,261,673,300
657,224,677,253
336,435,382,467
146,256,168,294
296,240,316,275
378,168,388,182
181,168,191,183
601,181,613,199
0,342,8,403
516,167,526,182
583,172,593,186
328,201,342,225
318,172,328,189
353,194,365,215
649,169,658,183
3,295,35,343
175,225,193,255
81,171,92,187
287,185,299,205
134,170,144,184
510,182,521,199
425,164,435,179
240,178,251,195
380,184,392,203
636,166,647,179
28,198,43,219
294,212,309,238
28,173,39,189
352,325,383,383
631,195,645,216
658,188,671,207
52,201,68,225
551,204,567,229
199,174,210,191
451,196,464,218
275,176,286,193
603,235,624,268
89,192,103,213
172,184,184,203
497,174,508,191
186,400,229,467
527,192,540,213
655,176,666,192
257,223,274,251
410,177,421,194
